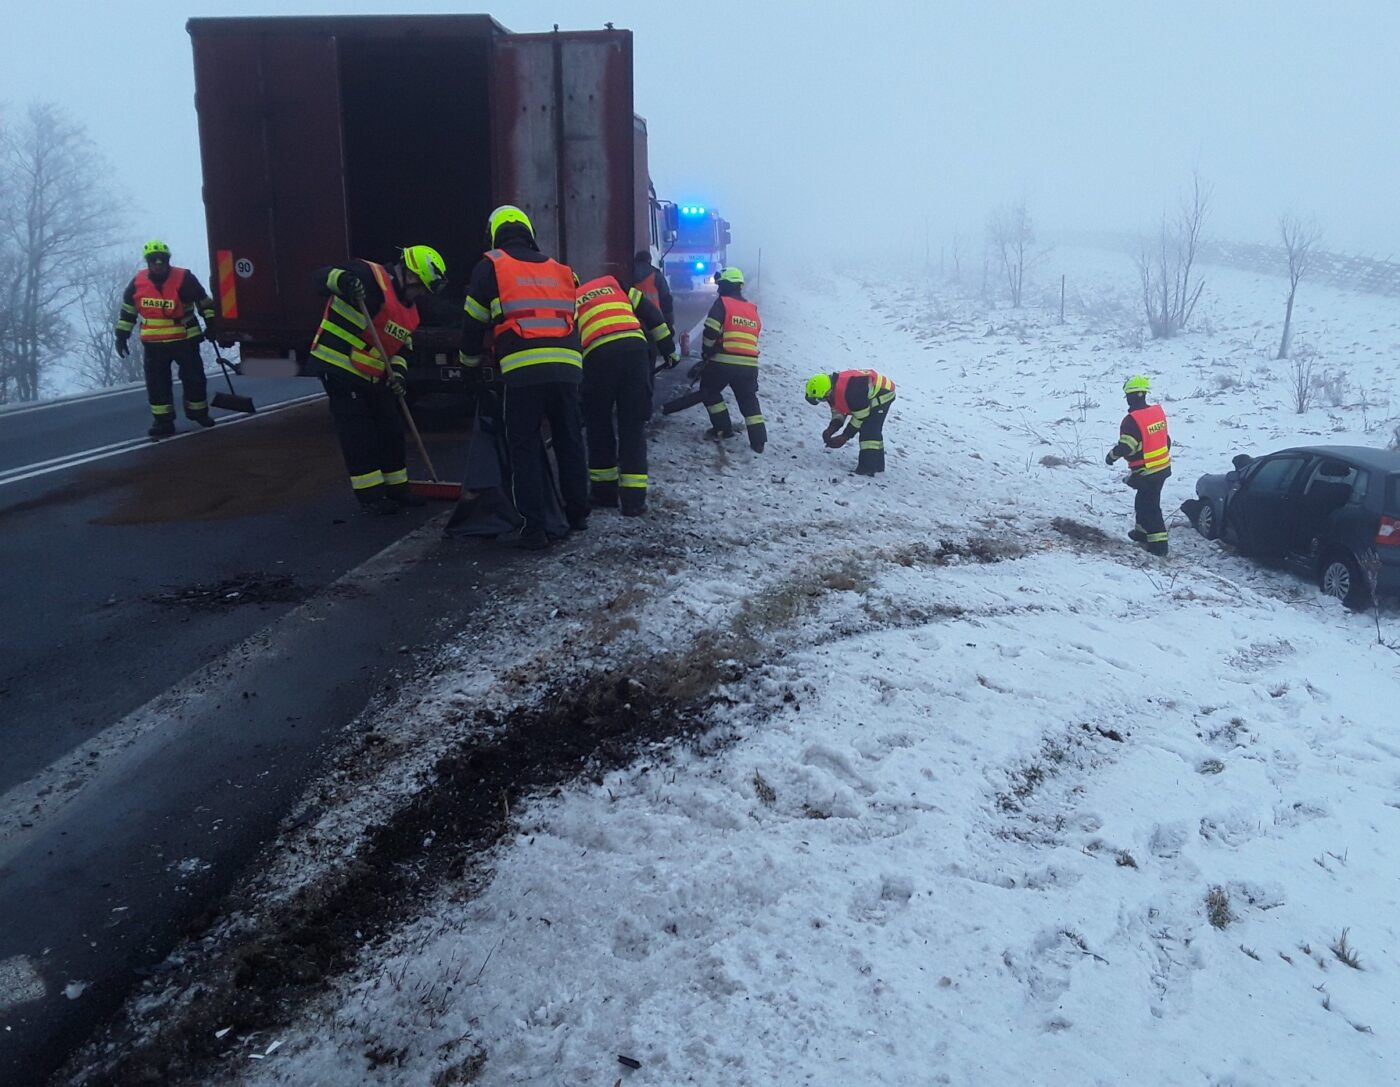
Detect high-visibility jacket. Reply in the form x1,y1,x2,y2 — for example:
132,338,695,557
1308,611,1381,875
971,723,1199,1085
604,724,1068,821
484,249,581,378
1125,404,1171,475
310,261,419,381
129,267,208,343
703,296,761,365
832,369,896,428
635,270,662,315
576,275,646,356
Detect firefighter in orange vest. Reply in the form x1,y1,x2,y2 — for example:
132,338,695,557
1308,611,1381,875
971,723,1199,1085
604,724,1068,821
459,205,589,550
632,250,675,339
576,273,677,516
698,266,765,452
1105,374,1171,556
114,240,218,438
308,245,447,515
804,369,897,476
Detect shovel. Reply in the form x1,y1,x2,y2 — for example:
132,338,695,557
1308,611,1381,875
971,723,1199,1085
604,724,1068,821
210,352,257,414
358,299,462,501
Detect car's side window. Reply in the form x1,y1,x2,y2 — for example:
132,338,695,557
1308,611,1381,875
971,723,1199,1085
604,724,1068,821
1246,456,1305,497
1304,461,1368,504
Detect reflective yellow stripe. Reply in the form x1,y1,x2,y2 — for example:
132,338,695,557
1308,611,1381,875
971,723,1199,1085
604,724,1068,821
498,347,583,374
620,473,647,488
707,402,728,414
351,470,384,490
744,414,764,425
860,440,882,450
590,466,620,482
582,328,647,356
710,353,759,366
151,403,173,415
186,400,208,411
649,323,671,342
324,318,369,350
1145,531,1169,542
464,296,490,322
115,320,135,333
330,298,368,327
704,317,722,331
383,468,408,486
1119,434,1142,453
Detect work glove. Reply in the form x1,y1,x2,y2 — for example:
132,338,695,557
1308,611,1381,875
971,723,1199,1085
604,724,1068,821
825,429,854,449
115,335,129,358
386,370,407,398
337,271,367,305
822,419,844,442
666,348,681,369
1104,450,1117,466
203,325,219,343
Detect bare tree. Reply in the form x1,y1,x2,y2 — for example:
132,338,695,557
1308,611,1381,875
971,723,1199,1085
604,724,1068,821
75,255,143,389
1136,172,1211,338
949,230,965,283
1277,212,1322,360
986,200,1035,307
0,102,122,403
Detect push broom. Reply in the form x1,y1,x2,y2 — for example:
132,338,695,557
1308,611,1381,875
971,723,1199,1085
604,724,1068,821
360,300,462,502
210,352,257,414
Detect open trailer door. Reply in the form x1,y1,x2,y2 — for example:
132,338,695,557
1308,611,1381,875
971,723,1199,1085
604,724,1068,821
189,20,350,358
489,29,636,282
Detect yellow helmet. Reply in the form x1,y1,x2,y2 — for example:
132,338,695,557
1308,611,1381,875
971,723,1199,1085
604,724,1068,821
402,244,447,294
143,239,171,258
488,205,533,245
718,266,744,285
804,373,833,404
1123,374,1151,396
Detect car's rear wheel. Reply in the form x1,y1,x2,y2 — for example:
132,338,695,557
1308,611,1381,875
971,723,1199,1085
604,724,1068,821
1195,500,1218,541
1320,552,1372,611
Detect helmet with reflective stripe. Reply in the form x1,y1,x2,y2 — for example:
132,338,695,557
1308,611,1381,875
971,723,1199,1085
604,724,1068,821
143,239,171,257
804,373,833,405
402,244,447,294
488,205,533,246
717,266,744,285
1122,374,1151,395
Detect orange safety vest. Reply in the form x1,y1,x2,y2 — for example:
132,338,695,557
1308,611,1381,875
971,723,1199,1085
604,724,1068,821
310,262,420,380
711,296,761,365
488,250,577,340
134,267,195,343
576,275,644,356
636,270,661,314
832,369,896,417
1128,404,1171,474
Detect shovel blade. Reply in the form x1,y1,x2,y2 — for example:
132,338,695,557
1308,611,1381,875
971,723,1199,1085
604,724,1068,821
211,391,257,414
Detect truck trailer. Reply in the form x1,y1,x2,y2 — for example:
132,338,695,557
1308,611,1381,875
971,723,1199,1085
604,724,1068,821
187,14,669,396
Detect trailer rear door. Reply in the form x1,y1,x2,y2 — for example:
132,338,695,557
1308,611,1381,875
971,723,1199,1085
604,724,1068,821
489,30,635,282
190,24,349,344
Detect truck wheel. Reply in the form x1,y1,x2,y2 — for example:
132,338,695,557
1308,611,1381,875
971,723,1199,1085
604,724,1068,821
1319,552,1371,611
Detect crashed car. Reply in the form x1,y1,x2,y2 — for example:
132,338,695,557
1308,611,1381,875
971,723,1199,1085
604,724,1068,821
1181,445,1400,609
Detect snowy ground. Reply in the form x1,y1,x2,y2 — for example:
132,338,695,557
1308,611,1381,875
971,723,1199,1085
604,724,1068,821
100,249,1400,1086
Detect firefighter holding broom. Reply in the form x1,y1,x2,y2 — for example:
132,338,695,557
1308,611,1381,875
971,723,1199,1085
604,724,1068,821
308,246,447,515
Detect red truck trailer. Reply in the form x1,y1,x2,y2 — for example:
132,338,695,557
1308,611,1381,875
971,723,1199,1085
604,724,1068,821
187,15,668,394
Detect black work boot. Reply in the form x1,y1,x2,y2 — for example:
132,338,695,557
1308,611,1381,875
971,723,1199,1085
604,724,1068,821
356,486,401,516
499,525,550,550
148,416,175,439
1128,528,1147,544
189,411,216,428
619,489,647,518
386,483,426,507
567,511,590,532
590,481,619,509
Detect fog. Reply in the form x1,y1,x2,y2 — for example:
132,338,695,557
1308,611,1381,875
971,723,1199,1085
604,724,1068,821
11,0,1400,271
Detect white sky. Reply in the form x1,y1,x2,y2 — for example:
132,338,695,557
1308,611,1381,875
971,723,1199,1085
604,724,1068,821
8,1,1400,271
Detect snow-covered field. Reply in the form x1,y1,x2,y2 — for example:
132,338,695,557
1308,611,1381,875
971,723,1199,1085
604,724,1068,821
155,249,1400,1086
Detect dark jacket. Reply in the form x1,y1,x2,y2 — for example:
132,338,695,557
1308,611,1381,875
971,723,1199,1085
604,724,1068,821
631,255,675,332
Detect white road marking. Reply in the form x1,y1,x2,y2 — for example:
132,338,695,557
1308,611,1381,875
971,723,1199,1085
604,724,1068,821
0,393,325,489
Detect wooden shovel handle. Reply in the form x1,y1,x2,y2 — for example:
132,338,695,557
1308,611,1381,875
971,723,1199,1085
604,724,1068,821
357,297,439,482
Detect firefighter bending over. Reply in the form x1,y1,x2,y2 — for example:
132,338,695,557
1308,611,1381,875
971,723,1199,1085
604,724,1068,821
115,240,218,438
698,267,765,452
459,205,590,550
576,273,677,516
804,369,897,476
1105,374,1171,556
308,245,447,515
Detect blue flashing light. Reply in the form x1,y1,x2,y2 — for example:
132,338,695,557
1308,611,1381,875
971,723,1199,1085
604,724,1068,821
694,261,705,271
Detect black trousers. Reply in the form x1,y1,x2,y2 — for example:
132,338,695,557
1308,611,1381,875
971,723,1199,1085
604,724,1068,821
855,399,893,473
1132,470,1169,555
699,361,766,451
582,341,650,509
320,369,407,493
504,380,590,533
143,339,207,417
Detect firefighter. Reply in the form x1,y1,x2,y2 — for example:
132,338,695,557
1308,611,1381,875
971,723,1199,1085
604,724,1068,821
698,266,765,452
632,250,675,342
576,272,678,516
804,369,897,476
459,205,589,550
308,245,447,515
115,240,218,438
1105,374,1171,556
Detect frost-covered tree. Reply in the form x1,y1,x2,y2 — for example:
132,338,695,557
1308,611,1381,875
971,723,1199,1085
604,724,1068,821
1136,173,1211,339
1276,212,1321,360
987,200,1034,307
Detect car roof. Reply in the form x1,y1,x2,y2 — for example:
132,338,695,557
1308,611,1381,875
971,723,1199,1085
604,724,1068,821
1269,446,1400,472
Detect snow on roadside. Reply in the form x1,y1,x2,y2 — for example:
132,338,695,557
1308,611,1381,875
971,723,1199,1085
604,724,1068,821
239,249,1400,1086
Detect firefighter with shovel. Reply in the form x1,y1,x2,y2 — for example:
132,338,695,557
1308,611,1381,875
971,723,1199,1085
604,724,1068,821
308,245,447,515
804,369,897,475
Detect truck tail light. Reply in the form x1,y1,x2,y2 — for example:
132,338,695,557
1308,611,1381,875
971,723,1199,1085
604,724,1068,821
1375,515,1400,546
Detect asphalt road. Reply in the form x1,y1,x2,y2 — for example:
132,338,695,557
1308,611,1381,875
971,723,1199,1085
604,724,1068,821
0,293,715,1085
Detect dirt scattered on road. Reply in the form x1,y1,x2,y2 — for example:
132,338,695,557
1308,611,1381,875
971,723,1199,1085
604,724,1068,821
146,573,305,611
